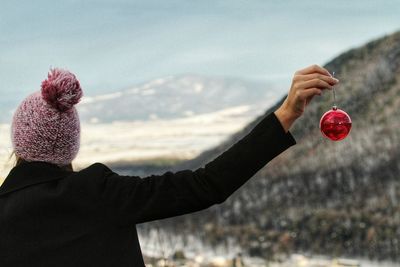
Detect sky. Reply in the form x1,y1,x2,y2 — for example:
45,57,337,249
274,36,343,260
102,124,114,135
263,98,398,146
1,0,400,103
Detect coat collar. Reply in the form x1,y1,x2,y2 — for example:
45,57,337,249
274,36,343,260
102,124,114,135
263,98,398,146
0,161,72,196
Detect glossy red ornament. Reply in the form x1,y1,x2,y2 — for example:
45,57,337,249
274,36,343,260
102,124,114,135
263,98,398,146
319,106,352,141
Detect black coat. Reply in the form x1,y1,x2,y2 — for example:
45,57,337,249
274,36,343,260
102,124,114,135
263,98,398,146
0,112,296,266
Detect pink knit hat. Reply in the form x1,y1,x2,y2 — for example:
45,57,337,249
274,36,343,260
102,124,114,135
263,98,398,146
11,68,83,166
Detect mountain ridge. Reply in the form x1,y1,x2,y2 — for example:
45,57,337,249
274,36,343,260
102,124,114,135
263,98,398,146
136,30,400,261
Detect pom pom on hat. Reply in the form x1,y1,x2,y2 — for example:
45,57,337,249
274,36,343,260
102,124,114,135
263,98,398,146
41,68,83,112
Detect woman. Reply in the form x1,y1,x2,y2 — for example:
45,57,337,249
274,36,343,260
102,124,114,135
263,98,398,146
0,65,338,266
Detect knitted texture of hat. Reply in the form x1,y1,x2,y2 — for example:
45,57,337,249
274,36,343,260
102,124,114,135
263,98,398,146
11,68,83,166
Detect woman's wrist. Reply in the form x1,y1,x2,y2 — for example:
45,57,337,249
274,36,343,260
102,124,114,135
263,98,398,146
274,104,297,133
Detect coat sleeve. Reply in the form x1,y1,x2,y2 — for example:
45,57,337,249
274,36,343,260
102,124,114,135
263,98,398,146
95,112,296,225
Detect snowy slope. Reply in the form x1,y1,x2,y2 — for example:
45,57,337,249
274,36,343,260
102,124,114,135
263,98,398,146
77,74,279,123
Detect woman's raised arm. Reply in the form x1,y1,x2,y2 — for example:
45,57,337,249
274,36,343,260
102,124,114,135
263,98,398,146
92,64,337,226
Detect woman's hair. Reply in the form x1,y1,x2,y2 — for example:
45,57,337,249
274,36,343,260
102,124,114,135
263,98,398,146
12,152,73,172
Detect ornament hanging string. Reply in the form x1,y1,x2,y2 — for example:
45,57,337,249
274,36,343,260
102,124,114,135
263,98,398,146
332,71,337,110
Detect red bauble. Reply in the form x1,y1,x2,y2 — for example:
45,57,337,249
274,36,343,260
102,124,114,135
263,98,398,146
320,107,352,141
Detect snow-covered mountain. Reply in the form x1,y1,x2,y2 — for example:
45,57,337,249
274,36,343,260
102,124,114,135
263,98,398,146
77,74,280,123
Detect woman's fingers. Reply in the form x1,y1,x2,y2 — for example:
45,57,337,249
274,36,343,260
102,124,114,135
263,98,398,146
299,88,322,100
294,64,331,76
294,73,339,85
299,78,335,90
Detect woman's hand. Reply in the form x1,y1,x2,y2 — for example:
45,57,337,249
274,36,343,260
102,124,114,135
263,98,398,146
274,64,339,132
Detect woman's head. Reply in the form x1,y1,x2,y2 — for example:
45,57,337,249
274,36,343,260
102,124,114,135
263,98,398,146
11,68,83,167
